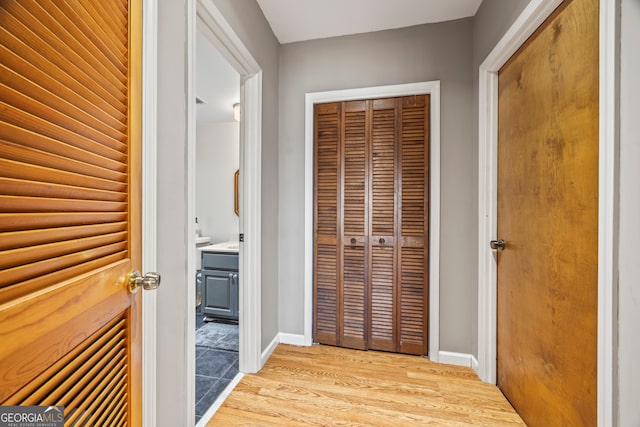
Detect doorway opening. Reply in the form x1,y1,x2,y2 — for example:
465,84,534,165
193,23,241,423
189,0,263,424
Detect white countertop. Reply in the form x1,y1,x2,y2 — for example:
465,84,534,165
199,240,239,254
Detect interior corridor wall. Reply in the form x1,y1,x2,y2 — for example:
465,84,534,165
156,1,190,424
278,19,475,354
618,0,640,423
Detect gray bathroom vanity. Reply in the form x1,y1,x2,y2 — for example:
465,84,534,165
199,241,239,321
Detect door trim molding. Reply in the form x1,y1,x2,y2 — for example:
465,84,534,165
141,0,158,424
477,1,616,426
303,81,441,361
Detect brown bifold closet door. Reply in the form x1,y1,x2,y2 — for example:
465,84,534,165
313,95,429,356
0,0,143,424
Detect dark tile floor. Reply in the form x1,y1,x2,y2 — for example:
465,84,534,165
195,313,239,423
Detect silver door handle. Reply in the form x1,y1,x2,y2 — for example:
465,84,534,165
127,270,161,293
490,240,505,251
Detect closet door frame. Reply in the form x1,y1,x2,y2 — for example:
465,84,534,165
303,81,441,362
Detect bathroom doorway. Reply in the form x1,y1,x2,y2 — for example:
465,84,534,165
193,24,241,424
188,1,263,424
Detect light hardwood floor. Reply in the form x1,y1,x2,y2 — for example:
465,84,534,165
208,344,525,426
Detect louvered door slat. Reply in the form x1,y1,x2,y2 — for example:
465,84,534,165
50,339,125,406
10,2,127,86
368,99,397,351
70,356,126,423
0,159,127,193
3,316,129,420
0,84,127,153
0,46,127,126
370,246,394,350
0,65,126,144
398,95,428,355
341,101,367,348
0,148,127,187
342,246,365,348
46,1,128,70
78,0,128,45
314,103,340,345
0,222,127,251
99,0,129,28
371,102,395,236
0,212,127,232
4,317,124,404
0,110,127,169
0,6,127,110
0,178,127,202
0,195,127,213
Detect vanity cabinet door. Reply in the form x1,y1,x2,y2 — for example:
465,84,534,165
202,271,235,319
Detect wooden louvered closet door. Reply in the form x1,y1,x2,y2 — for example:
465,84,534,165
0,0,143,424
314,95,429,355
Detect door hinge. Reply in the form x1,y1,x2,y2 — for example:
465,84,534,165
239,233,244,242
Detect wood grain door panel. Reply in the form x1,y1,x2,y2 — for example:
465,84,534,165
497,0,598,425
0,0,142,423
341,101,367,349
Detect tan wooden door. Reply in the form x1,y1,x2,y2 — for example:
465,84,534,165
496,0,598,425
0,0,144,424
313,95,429,355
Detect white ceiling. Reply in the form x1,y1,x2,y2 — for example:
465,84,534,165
256,0,483,44
196,29,240,123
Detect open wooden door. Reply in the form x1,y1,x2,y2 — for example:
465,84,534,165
0,0,149,424
496,0,598,425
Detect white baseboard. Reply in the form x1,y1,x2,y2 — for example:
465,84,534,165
471,354,479,375
438,351,475,368
260,334,279,368
279,333,306,346
260,333,308,368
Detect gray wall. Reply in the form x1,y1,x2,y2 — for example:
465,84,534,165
211,0,280,351
196,122,240,243
156,0,278,424
277,20,476,353
470,0,532,357
618,0,640,424
156,0,190,424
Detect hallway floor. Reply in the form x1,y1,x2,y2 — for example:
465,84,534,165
208,344,525,426
195,313,239,423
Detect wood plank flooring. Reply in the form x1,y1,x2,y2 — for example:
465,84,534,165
208,344,525,426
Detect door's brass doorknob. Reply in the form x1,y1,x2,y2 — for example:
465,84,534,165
128,270,161,294
490,239,505,251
